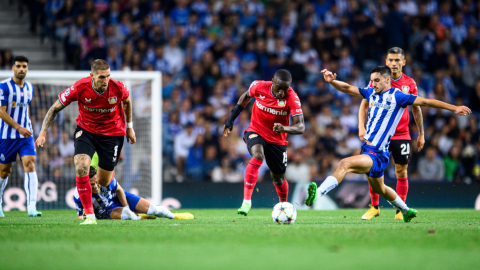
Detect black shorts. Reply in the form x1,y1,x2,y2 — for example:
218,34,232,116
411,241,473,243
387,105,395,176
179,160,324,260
73,126,124,171
243,131,287,174
389,140,410,165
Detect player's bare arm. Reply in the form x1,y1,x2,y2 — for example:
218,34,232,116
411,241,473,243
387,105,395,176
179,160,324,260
358,99,368,141
321,69,363,98
115,184,129,207
412,96,471,116
412,104,425,151
223,91,251,137
123,96,136,144
273,115,305,134
35,100,65,147
0,105,32,138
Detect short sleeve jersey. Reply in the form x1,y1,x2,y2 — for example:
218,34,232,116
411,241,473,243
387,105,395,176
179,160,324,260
367,73,418,140
58,77,130,136
245,81,303,145
0,78,34,139
73,177,120,219
358,87,417,152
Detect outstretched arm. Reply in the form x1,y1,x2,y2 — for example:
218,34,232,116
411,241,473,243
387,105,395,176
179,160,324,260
411,104,425,151
223,91,252,137
412,96,471,116
36,100,65,147
358,99,368,141
273,115,305,134
123,96,136,144
321,69,363,98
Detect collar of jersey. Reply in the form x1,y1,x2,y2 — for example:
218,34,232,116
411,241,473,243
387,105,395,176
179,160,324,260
391,72,403,82
270,84,285,99
91,80,106,95
374,87,395,96
10,77,27,89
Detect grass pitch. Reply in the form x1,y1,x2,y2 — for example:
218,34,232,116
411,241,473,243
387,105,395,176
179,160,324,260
1,209,479,270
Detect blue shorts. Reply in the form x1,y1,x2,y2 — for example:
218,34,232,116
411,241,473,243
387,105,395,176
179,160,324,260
0,137,36,164
361,142,390,178
125,192,141,212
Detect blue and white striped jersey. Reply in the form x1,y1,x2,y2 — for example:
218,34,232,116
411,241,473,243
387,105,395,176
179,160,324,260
0,78,34,139
74,177,120,219
359,87,417,152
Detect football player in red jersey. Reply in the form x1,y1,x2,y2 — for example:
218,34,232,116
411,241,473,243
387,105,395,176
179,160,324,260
358,47,425,221
35,59,136,225
223,70,305,216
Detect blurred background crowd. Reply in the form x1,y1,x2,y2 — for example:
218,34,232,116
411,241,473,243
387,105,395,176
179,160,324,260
5,0,480,184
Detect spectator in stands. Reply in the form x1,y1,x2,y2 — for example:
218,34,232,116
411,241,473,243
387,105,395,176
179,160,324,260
174,123,197,182
418,147,445,181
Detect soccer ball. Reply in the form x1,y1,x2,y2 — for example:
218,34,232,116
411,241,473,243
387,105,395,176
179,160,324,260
272,202,297,224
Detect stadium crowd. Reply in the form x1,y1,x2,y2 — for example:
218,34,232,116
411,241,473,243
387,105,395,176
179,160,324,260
8,0,480,184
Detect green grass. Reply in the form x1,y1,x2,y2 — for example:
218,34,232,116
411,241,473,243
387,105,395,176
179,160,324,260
1,209,480,270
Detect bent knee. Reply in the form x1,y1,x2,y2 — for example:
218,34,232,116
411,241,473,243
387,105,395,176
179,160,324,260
251,152,264,161
24,162,36,173
0,167,12,178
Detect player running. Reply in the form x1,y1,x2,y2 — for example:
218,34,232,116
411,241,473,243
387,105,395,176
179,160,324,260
304,67,470,223
359,47,424,221
0,56,42,218
75,153,194,220
36,59,136,225
223,69,304,216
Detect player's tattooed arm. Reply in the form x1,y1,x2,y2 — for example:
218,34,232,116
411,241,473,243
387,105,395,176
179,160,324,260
123,96,133,123
36,100,65,147
273,115,305,134
412,104,425,152
41,100,65,133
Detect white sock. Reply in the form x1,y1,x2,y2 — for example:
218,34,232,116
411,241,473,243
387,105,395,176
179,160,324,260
317,176,339,196
388,196,409,215
147,204,174,219
121,207,140,220
243,199,251,205
0,176,8,204
24,172,38,212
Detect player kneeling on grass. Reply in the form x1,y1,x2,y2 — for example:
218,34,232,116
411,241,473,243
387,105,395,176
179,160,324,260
304,66,471,223
75,166,194,220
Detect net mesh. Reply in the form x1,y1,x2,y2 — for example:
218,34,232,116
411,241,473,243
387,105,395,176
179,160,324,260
2,77,154,211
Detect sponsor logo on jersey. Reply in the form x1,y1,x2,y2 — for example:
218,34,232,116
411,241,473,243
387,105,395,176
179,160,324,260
370,101,391,110
11,101,16,107
0,154,4,161
278,99,286,107
85,98,91,103
259,95,265,100
75,130,82,138
83,105,116,113
249,134,258,139
401,85,410,93
108,96,117,104
65,88,71,96
296,109,302,113
61,93,67,102
256,101,287,116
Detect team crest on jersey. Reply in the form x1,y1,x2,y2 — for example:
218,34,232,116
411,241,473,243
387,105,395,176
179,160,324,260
278,99,286,107
249,134,258,139
108,96,117,104
75,131,82,138
401,85,410,93
0,154,4,161
386,94,393,102
20,92,24,97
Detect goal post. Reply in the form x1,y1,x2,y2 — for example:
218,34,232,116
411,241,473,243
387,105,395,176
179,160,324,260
0,70,163,209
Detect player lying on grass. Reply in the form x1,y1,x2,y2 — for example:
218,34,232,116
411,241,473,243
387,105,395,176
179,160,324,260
305,66,471,223
74,165,194,220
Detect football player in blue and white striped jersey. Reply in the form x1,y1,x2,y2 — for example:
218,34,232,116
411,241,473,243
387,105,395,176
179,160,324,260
0,56,41,217
305,66,471,223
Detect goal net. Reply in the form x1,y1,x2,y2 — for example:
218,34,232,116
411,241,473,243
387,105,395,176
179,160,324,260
0,71,162,211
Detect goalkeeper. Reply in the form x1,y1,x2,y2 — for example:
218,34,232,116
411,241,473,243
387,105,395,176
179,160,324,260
74,153,194,220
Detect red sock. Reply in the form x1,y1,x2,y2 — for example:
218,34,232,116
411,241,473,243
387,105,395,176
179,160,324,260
369,184,380,206
396,177,408,202
76,175,94,215
244,158,262,200
274,180,289,202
